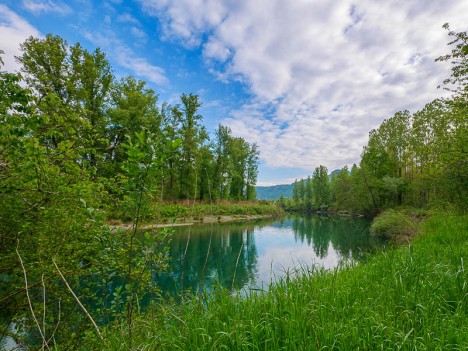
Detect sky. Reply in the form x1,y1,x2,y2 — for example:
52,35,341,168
0,0,467,186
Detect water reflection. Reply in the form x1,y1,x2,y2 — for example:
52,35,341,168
158,221,260,295
156,215,382,295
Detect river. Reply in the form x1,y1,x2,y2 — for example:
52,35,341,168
155,214,384,296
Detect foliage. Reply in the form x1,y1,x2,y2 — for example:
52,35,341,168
312,165,330,208
0,33,264,349
436,23,468,98
13,34,260,206
370,210,418,241
1,50,109,348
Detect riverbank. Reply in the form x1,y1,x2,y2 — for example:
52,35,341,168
108,200,283,229
109,213,276,230
89,213,467,350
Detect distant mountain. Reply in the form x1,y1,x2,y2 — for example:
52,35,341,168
329,169,341,178
256,184,293,200
256,170,342,200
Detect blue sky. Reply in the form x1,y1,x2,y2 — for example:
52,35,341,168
1,0,467,185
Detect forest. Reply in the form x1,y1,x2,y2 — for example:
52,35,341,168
0,24,466,350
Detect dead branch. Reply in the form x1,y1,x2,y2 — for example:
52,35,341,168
16,241,50,351
52,260,103,340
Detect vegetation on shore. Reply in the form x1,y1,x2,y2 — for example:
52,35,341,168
83,214,467,350
111,200,282,224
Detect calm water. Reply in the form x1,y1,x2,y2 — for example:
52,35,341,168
156,215,383,296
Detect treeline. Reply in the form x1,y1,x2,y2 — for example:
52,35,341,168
283,24,467,215
5,34,259,204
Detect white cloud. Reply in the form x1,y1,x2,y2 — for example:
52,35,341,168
138,0,227,47
143,0,467,175
82,30,168,85
22,0,72,15
118,54,167,85
0,5,41,72
117,13,141,25
130,26,147,40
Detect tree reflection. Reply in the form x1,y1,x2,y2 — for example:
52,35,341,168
290,215,382,260
155,216,383,297
156,220,267,296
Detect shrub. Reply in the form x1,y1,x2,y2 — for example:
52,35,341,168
370,209,418,241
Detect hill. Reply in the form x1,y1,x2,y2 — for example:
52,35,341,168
255,184,293,200
256,170,342,200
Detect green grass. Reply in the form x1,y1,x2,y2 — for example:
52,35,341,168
89,214,467,350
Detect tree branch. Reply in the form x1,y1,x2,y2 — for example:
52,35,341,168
52,259,103,340
16,241,50,351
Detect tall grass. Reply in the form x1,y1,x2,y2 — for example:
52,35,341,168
89,214,467,350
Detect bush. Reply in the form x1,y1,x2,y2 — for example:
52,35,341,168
370,209,418,241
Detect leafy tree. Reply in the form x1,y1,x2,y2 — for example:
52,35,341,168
106,76,160,176
245,143,260,201
332,166,351,211
436,23,468,98
17,34,79,149
304,176,313,212
292,179,300,205
179,93,205,199
228,137,250,200
116,130,173,339
17,34,114,171
1,52,107,347
69,43,113,169
312,166,330,208
212,125,232,200
159,103,183,200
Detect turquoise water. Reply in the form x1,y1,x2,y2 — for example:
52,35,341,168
156,215,383,295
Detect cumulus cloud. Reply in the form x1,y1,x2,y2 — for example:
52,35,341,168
118,54,167,85
22,0,72,15
141,0,467,174
0,5,41,72
137,0,227,47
